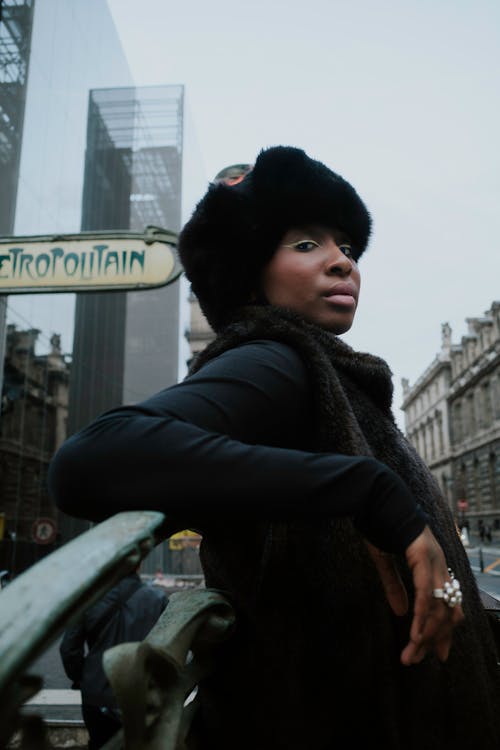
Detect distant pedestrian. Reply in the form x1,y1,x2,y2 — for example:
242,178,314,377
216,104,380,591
485,524,492,544
152,567,167,587
60,567,167,750
479,519,486,543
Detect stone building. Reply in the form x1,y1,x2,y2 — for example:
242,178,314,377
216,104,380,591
0,325,69,574
401,301,500,529
185,291,215,366
401,323,454,505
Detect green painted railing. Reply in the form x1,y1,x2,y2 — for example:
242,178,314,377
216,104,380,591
0,512,235,750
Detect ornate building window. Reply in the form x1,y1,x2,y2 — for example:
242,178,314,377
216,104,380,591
458,462,467,506
466,392,476,435
411,431,418,452
473,456,482,512
441,473,451,503
452,401,463,445
494,371,500,421
436,410,444,456
422,420,428,459
417,426,423,458
481,381,492,428
489,452,498,510
428,417,436,460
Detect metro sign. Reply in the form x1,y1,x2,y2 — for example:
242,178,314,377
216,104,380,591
0,226,181,294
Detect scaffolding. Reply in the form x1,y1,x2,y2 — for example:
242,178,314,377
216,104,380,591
81,85,184,233
0,0,34,233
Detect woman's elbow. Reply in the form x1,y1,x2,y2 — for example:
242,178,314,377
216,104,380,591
48,439,89,518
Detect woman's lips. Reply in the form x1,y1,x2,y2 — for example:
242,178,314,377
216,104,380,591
324,293,356,307
323,283,357,307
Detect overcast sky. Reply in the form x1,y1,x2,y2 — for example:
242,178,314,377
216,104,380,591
105,0,500,425
8,1,497,429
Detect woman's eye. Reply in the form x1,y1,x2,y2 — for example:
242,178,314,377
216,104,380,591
339,244,355,260
291,240,319,252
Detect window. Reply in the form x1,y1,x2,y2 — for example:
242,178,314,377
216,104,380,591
436,411,444,456
481,381,492,428
489,453,498,510
452,401,463,445
466,393,476,435
473,457,482,512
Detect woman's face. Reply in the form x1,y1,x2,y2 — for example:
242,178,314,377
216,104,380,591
260,225,361,334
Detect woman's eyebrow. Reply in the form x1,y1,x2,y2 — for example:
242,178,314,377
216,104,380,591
286,226,327,242
285,226,351,245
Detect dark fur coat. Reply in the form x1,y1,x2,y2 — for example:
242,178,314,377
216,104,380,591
190,306,500,750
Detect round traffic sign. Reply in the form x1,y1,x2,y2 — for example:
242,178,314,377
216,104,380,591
32,518,57,545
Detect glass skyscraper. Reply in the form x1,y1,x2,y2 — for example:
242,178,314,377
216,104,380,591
69,85,185,435
0,1,205,576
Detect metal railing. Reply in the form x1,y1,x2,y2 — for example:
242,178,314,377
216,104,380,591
0,512,235,750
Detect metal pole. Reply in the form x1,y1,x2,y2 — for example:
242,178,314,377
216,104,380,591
0,296,7,408
479,546,484,573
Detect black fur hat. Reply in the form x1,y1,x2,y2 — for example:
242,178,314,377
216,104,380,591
178,145,372,331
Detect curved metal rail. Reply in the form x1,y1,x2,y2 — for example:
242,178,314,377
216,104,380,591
0,511,232,749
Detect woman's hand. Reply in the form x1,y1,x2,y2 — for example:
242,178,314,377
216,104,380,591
401,526,464,665
366,525,465,666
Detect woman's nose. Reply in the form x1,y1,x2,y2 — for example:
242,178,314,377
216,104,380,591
325,245,352,275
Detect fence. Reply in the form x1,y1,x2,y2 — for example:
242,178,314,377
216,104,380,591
0,511,235,750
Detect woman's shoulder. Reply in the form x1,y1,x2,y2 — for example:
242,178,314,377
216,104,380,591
234,338,306,362
201,338,310,384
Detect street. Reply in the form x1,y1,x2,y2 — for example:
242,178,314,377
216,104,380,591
465,541,500,600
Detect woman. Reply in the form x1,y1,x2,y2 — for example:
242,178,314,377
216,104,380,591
49,146,499,748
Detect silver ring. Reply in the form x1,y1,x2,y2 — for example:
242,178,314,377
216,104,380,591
432,569,463,608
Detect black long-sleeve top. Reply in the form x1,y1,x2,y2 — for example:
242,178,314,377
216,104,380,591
48,340,426,553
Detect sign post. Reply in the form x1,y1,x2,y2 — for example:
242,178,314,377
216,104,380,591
0,225,180,295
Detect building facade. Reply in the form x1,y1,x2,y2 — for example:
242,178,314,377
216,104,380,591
401,300,500,529
0,325,69,574
0,0,133,574
0,1,206,577
401,323,454,504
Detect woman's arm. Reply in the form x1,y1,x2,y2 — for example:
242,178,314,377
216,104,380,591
49,339,463,665
48,340,425,552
